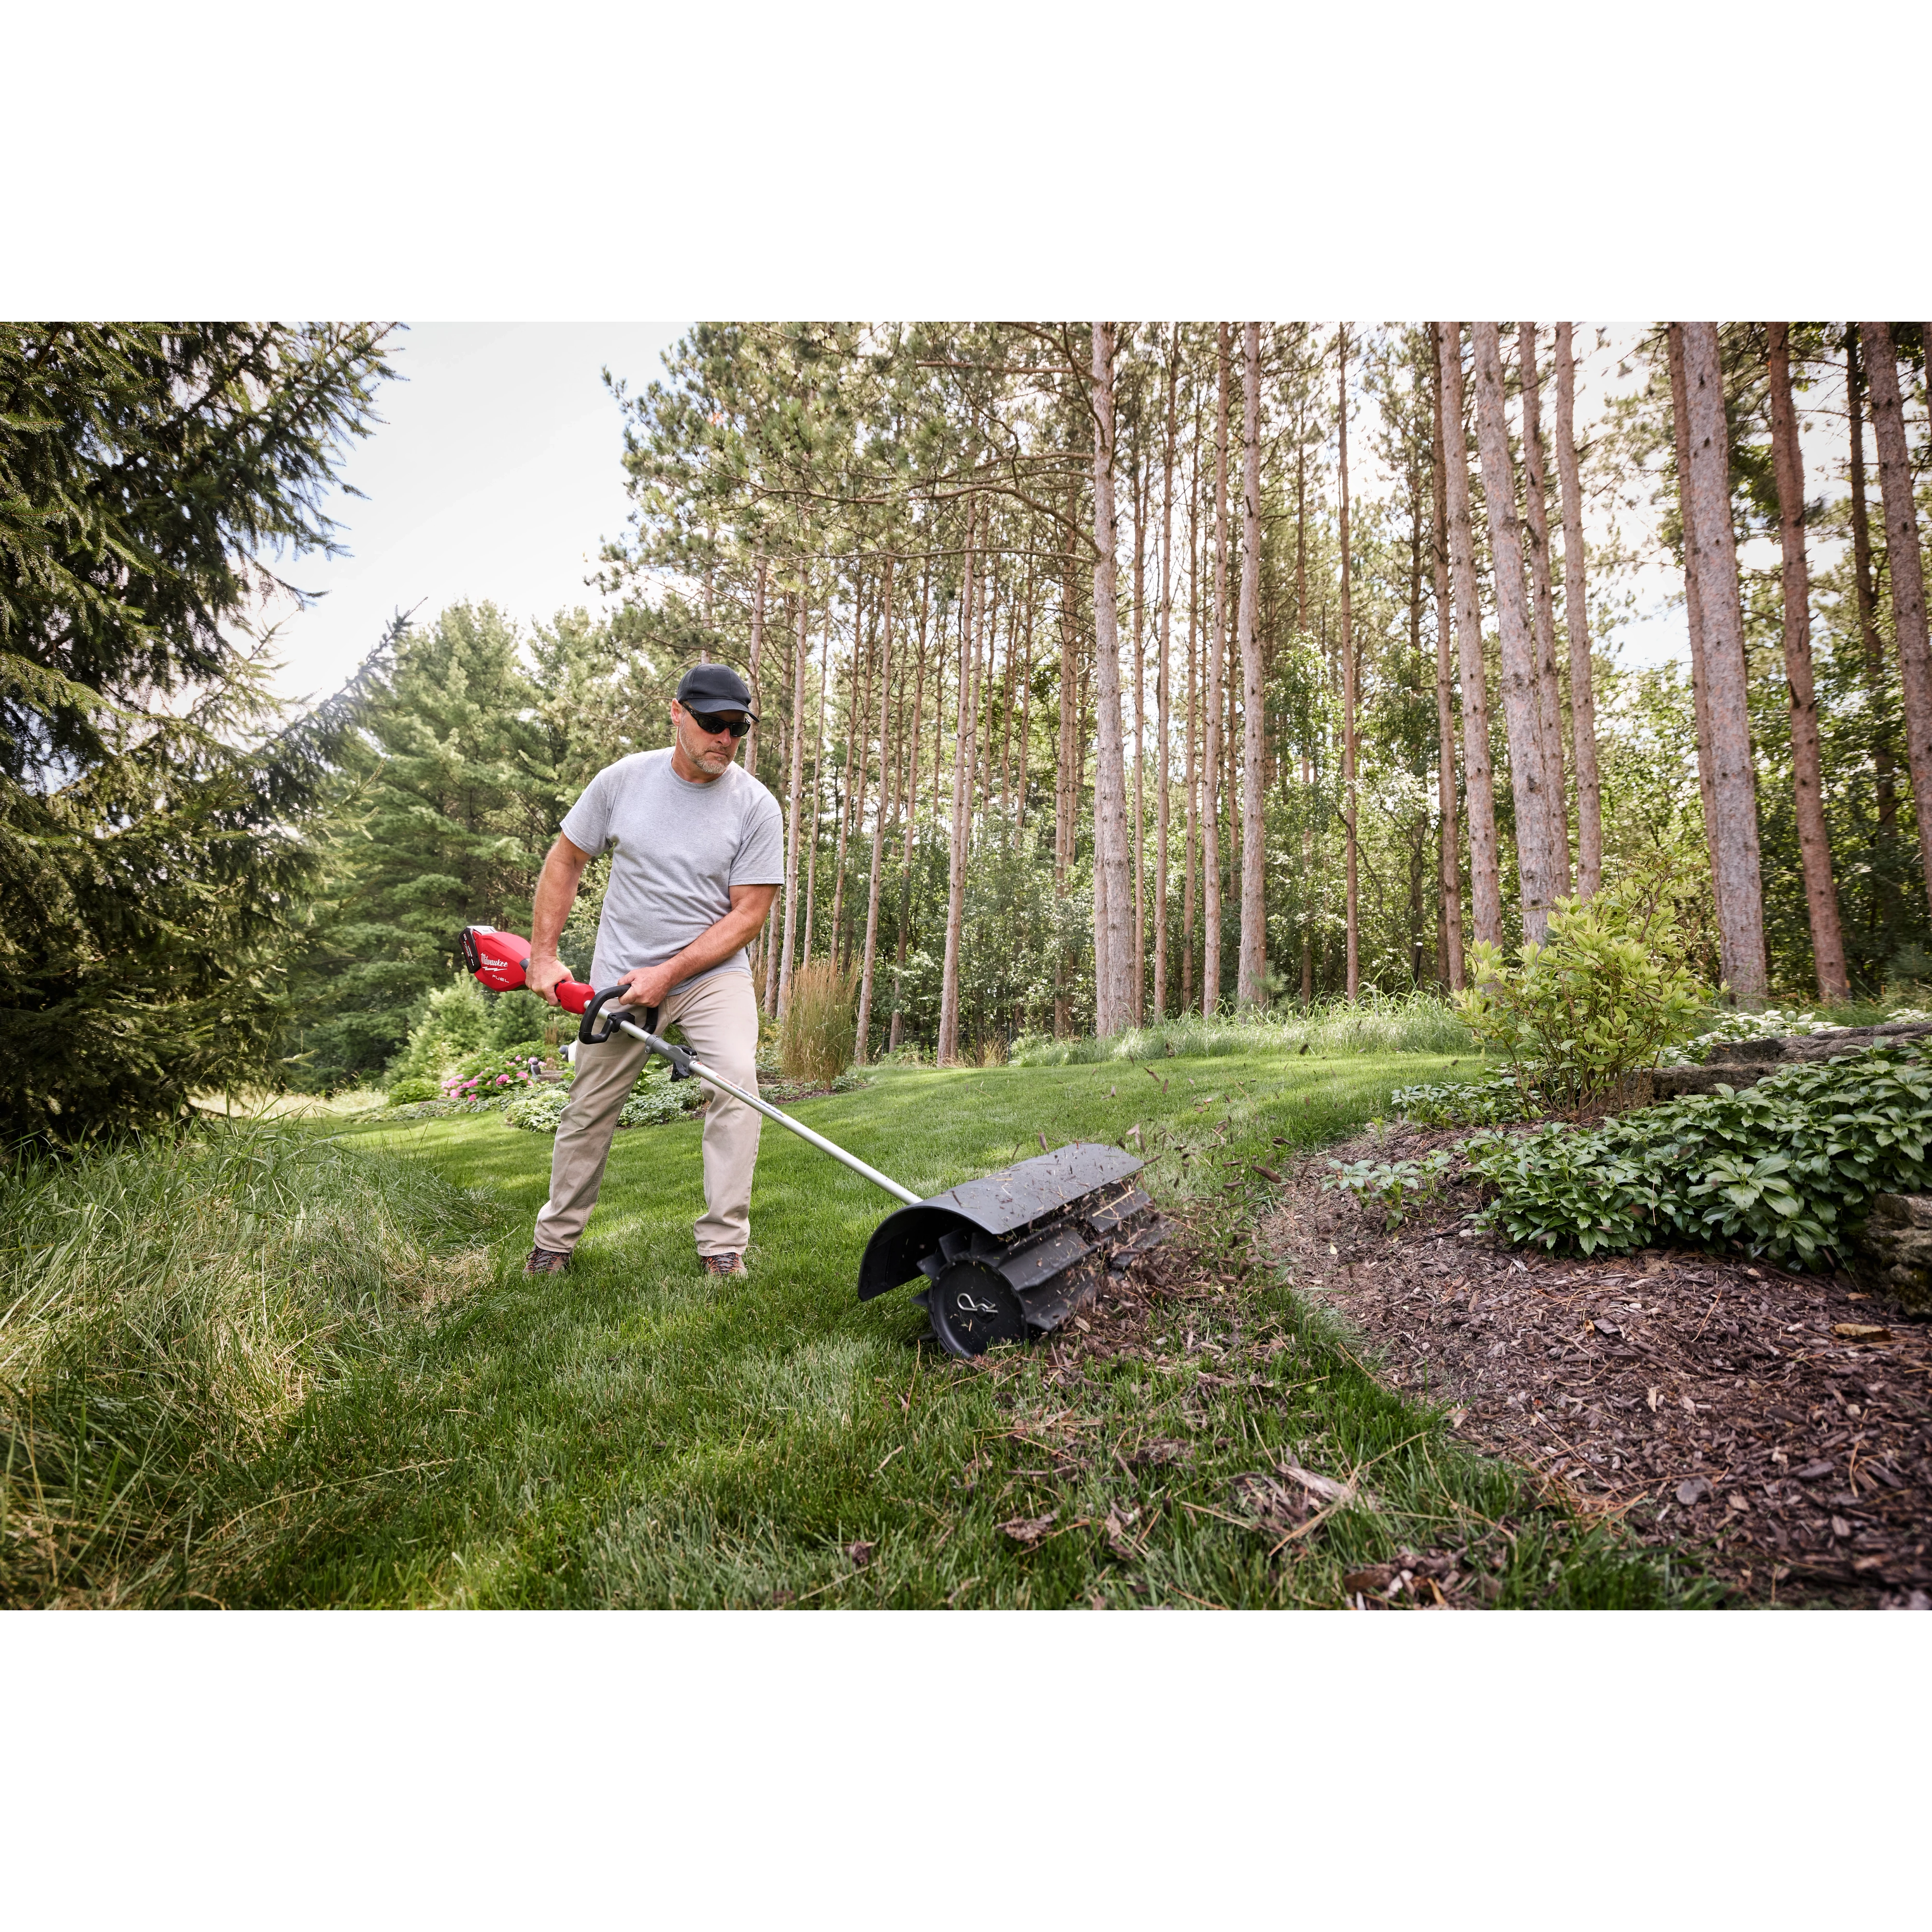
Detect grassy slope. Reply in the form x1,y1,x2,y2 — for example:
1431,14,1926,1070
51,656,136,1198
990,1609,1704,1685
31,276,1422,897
212,1047,1706,1609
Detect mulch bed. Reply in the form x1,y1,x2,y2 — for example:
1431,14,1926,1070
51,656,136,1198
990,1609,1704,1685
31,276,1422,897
1261,1124,1932,1608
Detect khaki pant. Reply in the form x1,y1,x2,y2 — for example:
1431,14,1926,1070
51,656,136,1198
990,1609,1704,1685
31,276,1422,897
534,970,762,1259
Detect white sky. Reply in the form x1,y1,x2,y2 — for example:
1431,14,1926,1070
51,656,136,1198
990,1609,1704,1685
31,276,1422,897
261,320,1887,712
261,322,687,705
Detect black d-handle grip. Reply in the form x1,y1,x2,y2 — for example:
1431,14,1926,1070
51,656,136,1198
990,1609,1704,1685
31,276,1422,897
577,987,629,1046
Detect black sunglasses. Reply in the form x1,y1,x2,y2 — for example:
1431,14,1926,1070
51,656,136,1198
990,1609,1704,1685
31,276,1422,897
687,709,751,739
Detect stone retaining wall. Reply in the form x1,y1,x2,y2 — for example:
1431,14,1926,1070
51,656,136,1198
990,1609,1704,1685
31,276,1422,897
1637,1020,1932,1105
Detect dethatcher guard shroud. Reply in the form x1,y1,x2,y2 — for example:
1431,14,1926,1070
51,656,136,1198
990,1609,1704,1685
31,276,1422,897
460,924,1165,1358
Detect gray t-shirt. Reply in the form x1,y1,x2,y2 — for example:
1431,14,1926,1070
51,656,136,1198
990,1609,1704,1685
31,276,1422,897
562,749,784,994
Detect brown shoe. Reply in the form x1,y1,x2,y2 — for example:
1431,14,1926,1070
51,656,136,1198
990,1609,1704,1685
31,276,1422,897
702,1251,747,1279
525,1245,570,1276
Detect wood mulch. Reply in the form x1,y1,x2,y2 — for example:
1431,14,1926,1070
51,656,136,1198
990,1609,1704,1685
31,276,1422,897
1260,1123,1932,1609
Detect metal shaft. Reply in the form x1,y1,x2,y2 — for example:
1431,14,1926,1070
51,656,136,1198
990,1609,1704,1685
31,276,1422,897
611,1016,922,1208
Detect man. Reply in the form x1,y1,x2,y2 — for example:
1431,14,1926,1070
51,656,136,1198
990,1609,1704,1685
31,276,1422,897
525,663,782,1279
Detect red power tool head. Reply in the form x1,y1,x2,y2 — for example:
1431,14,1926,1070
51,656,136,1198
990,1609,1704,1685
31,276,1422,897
458,925,597,1014
460,925,531,991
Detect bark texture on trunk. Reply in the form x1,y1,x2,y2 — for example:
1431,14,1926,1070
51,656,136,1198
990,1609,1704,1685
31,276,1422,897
1131,444,1147,1023
1667,323,1724,925
853,553,895,1059
828,574,864,970
1429,324,1465,989
1090,322,1135,1037
1519,323,1571,889
1203,324,1230,1016
1439,326,1503,947
1862,322,1932,921
1182,405,1199,1015
1553,323,1603,899
745,547,767,791
889,561,932,1052
1767,324,1848,1001
1338,326,1360,998
1237,322,1268,1008
937,507,978,1064
1847,327,1898,834
800,595,831,966
777,586,809,1017
1154,330,1178,1022
1681,320,1768,1001
1471,321,1563,941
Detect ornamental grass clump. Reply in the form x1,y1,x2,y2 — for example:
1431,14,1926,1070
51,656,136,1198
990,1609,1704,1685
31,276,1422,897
1456,873,1706,1116
781,961,856,1086
1463,1044,1932,1265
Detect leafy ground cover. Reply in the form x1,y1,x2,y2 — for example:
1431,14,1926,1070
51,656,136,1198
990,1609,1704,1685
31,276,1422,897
3,1047,1719,1607
1465,1046,1932,1267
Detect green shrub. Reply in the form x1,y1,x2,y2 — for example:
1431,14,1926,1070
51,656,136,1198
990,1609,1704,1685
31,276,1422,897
781,960,857,1086
1321,1151,1452,1229
619,1082,702,1128
440,1048,564,1106
503,1066,704,1134
1391,1068,1526,1127
385,1077,439,1106
386,975,493,1085
1463,1044,1932,1264
1456,874,1705,1114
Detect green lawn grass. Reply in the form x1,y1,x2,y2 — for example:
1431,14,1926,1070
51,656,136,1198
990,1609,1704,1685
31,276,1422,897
3,1048,1719,1607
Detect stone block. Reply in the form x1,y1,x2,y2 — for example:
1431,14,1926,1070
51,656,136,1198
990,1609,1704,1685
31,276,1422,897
1852,1193,1932,1316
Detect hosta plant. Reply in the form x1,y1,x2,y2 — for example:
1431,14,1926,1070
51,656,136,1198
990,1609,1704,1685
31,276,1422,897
1463,1044,1932,1265
1321,1151,1453,1230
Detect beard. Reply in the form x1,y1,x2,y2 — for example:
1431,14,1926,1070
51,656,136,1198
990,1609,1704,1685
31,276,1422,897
681,723,735,774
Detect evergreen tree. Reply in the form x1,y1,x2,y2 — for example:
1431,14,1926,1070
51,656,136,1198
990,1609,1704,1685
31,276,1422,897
0,323,393,1141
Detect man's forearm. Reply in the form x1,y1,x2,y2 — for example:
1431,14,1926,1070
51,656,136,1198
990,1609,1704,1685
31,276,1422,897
530,843,589,963
656,906,767,987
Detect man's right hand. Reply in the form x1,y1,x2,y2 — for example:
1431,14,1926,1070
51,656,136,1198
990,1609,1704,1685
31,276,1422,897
526,955,571,1007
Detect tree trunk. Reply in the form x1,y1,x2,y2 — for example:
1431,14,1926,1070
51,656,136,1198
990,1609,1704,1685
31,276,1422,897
1764,325,1849,1000
1862,321,1932,926
1439,328,1504,949
1553,323,1604,900
1131,436,1147,1023
938,504,979,1064
1667,323,1725,927
1016,551,1034,830
889,557,932,1054
972,552,996,840
1090,321,1135,1038
1471,321,1563,941
1681,320,1768,1001
1237,321,1268,1009
1428,324,1465,990
1848,327,1898,833
1519,323,1571,889
1155,329,1178,1023
745,547,768,788
1204,322,1230,1017
854,554,895,1059
800,591,831,967
1183,396,1200,1016
1001,555,1029,820
777,584,809,1017
1339,326,1360,998
829,571,865,971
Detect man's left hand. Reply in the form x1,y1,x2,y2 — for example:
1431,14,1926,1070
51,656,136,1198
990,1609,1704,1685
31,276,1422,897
616,963,678,1011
